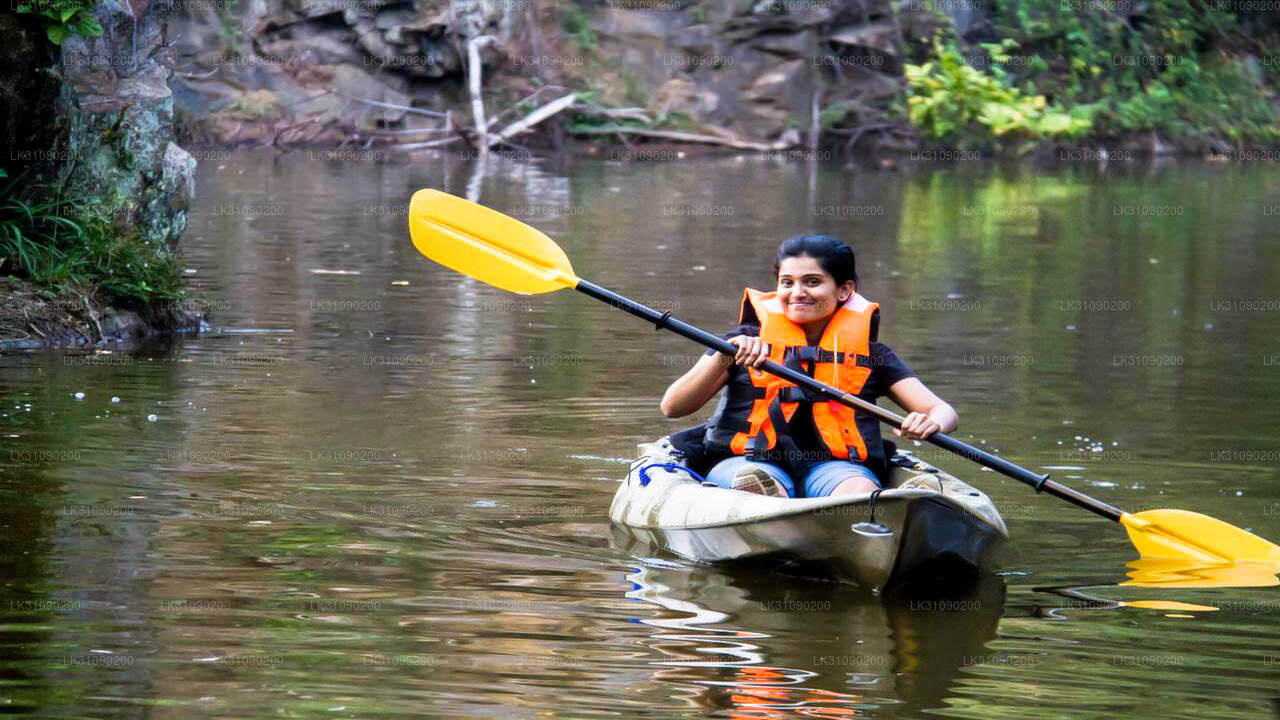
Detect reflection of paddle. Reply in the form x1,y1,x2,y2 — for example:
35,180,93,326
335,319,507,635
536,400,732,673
406,188,1280,569
1035,585,1220,613
1123,557,1280,588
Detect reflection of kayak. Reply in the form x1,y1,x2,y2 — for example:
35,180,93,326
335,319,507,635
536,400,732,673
622,562,1007,716
609,438,1008,589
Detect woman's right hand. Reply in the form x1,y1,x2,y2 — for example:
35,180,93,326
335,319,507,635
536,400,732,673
725,335,771,368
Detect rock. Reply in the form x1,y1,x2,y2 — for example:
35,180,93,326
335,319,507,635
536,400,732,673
170,76,243,117
745,62,802,97
236,89,283,119
736,58,811,138
257,29,365,67
593,7,677,40
58,0,195,252
672,24,714,55
723,0,833,40
827,21,899,61
653,78,719,121
332,65,411,125
752,30,811,58
375,8,417,31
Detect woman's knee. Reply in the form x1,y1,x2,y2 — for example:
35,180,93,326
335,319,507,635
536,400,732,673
830,475,879,496
804,461,881,498
706,456,791,492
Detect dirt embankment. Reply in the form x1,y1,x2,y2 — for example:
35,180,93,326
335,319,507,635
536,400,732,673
0,279,203,353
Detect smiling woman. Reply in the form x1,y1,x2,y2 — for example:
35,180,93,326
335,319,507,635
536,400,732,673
660,235,958,499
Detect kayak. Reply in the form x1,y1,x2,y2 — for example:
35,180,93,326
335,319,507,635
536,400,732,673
609,437,1008,589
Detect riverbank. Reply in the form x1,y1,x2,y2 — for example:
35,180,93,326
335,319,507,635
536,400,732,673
167,1,1280,157
2,1,198,353
0,279,204,353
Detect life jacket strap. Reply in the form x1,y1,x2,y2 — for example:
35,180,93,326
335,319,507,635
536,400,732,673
778,386,824,403
764,395,823,478
789,346,845,364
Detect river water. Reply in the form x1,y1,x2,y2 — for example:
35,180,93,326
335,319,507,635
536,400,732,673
2,150,1279,718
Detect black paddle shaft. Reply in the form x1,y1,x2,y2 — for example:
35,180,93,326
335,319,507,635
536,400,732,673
575,279,1125,522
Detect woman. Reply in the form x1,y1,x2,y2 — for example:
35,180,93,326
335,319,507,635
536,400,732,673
660,235,957,498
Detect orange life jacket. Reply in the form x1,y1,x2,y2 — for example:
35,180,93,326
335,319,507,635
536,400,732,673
716,287,881,463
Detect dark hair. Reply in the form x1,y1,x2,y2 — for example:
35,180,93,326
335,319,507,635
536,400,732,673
773,235,857,286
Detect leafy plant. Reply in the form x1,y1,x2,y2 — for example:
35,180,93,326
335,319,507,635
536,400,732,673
904,38,1093,149
0,173,185,305
16,0,102,46
981,0,1274,145
561,2,597,53
214,0,243,50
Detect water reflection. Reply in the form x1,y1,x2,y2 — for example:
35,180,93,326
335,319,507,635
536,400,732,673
4,151,1280,716
1123,557,1280,589
625,562,1006,718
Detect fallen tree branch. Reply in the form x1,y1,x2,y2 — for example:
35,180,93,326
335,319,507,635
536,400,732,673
397,137,464,151
487,85,568,128
568,125,795,152
488,93,576,148
573,104,652,123
362,127,457,136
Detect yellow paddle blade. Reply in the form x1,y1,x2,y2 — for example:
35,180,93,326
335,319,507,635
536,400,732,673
1120,509,1280,565
1122,556,1280,588
407,189,579,294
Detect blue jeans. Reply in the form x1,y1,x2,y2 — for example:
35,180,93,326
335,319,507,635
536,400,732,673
705,456,881,498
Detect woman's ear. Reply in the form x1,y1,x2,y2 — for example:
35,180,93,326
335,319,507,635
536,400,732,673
838,280,855,302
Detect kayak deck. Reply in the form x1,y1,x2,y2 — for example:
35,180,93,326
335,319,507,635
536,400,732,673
609,439,1008,589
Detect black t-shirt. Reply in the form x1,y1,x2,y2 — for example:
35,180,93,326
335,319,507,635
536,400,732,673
704,323,916,453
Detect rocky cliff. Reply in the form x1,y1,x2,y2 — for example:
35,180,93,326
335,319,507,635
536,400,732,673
60,0,197,251
169,0,935,151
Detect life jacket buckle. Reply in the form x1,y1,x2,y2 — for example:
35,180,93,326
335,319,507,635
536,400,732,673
778,386,804,403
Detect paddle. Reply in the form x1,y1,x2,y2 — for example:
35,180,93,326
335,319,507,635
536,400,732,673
407,188,1280,568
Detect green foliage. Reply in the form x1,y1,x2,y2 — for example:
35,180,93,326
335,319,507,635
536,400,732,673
621,67,647,107
819,102,852,131
897,2,1277,148
561,2,597,53
0,174,185,305
984,0,1276,145
16,0,102,46
214,0,243,49
1102,56,1279,143
904,38,1093,149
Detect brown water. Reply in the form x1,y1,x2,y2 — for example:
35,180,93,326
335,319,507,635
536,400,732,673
2,150,1280,718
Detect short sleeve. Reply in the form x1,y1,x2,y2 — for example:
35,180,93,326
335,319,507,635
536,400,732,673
865,341,915,397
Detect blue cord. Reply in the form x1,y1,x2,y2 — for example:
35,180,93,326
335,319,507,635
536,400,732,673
637,462,706,487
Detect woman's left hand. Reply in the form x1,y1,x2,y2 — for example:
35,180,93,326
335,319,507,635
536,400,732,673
894,411,940,440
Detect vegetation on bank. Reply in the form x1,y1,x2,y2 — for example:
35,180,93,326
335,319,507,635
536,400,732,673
553,0,1277,152
16,0,102,45
896,1,1278,150
0,170,185,309
4,1,188,316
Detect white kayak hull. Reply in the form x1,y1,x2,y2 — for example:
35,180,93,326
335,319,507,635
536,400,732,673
609,439,1009,589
